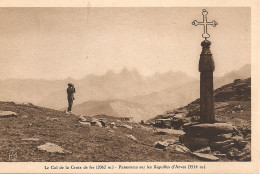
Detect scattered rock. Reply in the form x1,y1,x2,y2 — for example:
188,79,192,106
0,111,18,118
79,122,90,126
155,128,185,135
192,152,219,161
51,118,58,121
154,139,177,149
78,115,87,122
96,121,103,127
37,143,65,153
167,144,190,153
194,147,211,154
125,134,137,141
98,120,106,127
212,151,227,158
22,138,39,141
154,141,168,149
122,124,133,130
233,105,243,112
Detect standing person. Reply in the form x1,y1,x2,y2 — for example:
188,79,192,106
67,83,76,112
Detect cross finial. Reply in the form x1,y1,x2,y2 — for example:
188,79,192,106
192,9,218,39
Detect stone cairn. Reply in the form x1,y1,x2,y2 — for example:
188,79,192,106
179,9,250,161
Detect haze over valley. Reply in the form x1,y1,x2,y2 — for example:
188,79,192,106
0,64,250,121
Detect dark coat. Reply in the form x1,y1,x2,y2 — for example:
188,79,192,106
67,86,76,101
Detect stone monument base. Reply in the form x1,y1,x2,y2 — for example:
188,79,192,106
179,122,250,161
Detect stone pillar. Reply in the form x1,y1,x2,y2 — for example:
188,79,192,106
199,40,215,123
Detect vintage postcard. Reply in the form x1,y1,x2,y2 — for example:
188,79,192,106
0,0,259,173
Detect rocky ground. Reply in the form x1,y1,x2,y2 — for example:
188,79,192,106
0,102,200,162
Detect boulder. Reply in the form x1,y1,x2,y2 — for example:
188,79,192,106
37,143,65,153
186,123,234,137
192,152,219,161
212,133,232,142
0,111,18,118
210,140,235,153
154,139,177,149
167,144,190,153
179,135,210,151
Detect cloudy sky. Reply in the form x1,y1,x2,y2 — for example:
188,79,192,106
0,7,250,80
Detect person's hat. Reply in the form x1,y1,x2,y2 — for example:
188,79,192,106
68,83,74,86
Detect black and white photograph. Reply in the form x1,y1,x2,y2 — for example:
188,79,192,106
0,2,259,173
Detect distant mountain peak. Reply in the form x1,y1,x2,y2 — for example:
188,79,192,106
105,70,116,76
120,67,130,75
223,64,251,79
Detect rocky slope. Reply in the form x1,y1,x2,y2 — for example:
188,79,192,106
150,78,251,161
0,101,200,162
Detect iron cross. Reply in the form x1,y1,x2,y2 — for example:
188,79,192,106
192,9,218,39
